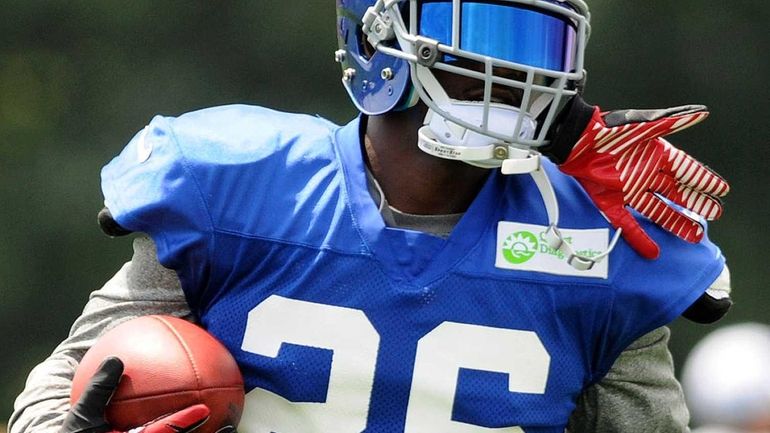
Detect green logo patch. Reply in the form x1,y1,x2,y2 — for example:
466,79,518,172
502,231,539,264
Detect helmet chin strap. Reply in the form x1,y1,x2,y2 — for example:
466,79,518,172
414,65,621,271
507,161,623,271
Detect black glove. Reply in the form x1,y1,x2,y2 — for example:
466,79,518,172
62,357,210,433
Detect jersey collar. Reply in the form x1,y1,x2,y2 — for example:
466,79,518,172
333,115,505,285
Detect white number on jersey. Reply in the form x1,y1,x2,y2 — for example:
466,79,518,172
240,295,550,432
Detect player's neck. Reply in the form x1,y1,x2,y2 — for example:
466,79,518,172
364,106,490,215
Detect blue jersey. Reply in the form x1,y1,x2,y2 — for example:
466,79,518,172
102,105,724,433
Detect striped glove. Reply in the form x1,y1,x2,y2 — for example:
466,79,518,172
545,96,729,259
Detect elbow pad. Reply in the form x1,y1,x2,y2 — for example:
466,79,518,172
682,266,732,324
97,207,133,237
682,291,732,324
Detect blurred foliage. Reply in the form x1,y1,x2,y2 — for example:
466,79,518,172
1,0,768,423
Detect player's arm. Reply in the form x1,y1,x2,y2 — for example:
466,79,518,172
8,237,190,433
567,326,691,433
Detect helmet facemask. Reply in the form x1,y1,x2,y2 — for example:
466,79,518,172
361,0,590,167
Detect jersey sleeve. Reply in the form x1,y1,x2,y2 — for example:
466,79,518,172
100,114,213,302
593,221,726,381
100,105,339,310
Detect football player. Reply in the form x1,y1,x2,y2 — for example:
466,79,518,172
10,1,732,432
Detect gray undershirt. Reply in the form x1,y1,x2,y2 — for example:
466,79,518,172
365,167,463,238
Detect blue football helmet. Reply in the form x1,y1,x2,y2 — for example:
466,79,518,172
336,1,619,272
336,0,591,166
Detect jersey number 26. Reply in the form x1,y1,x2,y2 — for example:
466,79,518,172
240,295,550,432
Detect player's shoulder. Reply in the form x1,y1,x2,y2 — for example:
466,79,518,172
153,104,339,159
519,160,724,312
104,103,343,191
541,160,724,279
171,104,338,140
101,104,347,237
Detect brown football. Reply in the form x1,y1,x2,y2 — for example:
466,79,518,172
70,315,244,433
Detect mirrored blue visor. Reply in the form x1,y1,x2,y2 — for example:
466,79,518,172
419,1,577,72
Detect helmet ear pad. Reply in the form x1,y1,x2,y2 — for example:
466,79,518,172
336,8,412,115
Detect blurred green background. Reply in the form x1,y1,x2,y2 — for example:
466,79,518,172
1,0,768,428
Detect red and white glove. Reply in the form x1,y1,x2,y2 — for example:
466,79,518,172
544,96,729,259
61,357,211,433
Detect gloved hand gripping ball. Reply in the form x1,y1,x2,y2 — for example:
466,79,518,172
68,316,244,433
63,358,210,433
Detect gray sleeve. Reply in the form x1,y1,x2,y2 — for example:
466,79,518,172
567,326,691,433
8,236,191,433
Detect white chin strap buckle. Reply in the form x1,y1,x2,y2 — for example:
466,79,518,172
500,151,540,175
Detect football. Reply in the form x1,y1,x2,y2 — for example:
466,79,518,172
70,315,244,433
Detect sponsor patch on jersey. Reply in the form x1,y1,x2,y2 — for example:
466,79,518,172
495,221,609,278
